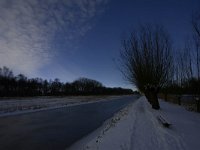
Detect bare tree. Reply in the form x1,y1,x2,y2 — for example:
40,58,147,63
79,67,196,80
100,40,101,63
120,25,173,109
192,13,200,79
176,44,193,85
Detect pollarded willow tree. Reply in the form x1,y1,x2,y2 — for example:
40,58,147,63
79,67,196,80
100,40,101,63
120,25,173,109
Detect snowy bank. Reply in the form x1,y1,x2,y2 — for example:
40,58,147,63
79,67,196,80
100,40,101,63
0,96,123,117
68,96,200,150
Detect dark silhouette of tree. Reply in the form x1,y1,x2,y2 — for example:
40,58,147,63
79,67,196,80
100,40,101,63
71,77,103,95
16,74,27,96
0,66,13,78
0,67,14,96
192,12,200,80
120,25,173,109
50,78,63,96
42,79,49,95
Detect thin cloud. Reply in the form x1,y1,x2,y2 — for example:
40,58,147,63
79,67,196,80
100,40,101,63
0,0,109,76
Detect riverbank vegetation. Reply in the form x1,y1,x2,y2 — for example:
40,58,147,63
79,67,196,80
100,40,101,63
0,66,133,97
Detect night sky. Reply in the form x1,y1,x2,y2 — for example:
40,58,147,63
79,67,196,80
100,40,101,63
0,0,199,89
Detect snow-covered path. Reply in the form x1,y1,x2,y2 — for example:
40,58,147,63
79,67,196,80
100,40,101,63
69,96,200,150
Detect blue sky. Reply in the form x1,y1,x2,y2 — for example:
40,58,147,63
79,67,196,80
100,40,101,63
0,0,199,89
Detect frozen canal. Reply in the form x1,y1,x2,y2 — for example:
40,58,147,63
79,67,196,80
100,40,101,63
0,95,138,150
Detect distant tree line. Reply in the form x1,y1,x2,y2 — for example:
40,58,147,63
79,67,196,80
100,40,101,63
0,66,133,97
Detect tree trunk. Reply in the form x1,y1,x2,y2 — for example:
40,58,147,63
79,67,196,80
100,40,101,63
150,91,160,109
164,93,168,101
144,86,160,110
144,91,152,104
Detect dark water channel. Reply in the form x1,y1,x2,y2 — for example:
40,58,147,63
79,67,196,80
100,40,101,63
0,95,138,150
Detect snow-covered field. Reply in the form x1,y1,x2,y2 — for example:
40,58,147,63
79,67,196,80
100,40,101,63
0,96,120,117
69,96,200,150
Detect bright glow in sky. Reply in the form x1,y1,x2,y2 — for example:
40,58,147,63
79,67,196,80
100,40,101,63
0,0,199,89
